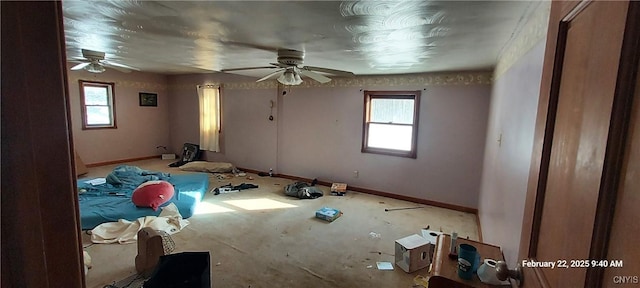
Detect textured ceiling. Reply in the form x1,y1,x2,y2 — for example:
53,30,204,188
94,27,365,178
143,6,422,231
62,1,539,77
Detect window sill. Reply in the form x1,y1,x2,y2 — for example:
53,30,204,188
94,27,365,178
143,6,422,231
362,147,416,159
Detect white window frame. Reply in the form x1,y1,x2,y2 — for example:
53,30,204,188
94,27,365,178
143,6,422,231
79,80,116,129
362,90,420,158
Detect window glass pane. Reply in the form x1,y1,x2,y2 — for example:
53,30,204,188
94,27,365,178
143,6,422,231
367,123,412,151
370,98,414,124
84,86,109,105
86,106,112,125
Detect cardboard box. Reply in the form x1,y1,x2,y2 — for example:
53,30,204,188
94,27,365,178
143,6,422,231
420,229,443,242
420,229,443,266
315,207,343,222
395,234,431,273
331,183,347,196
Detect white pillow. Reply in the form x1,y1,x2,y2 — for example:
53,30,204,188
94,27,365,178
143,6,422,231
179,161,234,173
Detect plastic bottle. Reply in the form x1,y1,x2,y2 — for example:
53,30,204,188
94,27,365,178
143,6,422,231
448,232,458,259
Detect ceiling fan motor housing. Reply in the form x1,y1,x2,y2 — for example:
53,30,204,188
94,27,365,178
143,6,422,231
277,49,304,66
82,49,105,61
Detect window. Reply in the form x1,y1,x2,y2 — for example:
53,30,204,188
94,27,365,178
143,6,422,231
362,90,420,158
197,85,221,152
79,80,116,129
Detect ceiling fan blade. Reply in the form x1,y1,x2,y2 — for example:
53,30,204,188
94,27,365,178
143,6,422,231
71,62,90,70
256,68,285,82
102,60,139,71
68,57,89,63
303,66,355,77
101,62,132,73
270,62,288,68
299,69,332,84
221,66,278,72
219,40,280,52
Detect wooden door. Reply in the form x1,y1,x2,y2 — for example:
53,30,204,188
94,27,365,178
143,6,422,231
1,1,85,287
600,53,640,288
519,0,640,287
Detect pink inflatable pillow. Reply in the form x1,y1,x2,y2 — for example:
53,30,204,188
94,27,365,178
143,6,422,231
132,180,175,210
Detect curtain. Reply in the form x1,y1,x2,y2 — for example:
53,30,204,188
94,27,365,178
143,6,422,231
197,85,220,152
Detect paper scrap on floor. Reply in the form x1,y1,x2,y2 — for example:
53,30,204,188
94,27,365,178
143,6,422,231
376,261,394,270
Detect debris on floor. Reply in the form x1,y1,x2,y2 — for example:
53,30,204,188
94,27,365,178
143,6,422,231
83,250,92,275
376,261,394,270
384,206,427,212
285,181,323,199
215,174,231,180
218,187,238,194
369,251,393,256
368,232,381,239
413,275,430,287
315,207,343,222
103,273,147,288
331,182,347,196
213,183,259,195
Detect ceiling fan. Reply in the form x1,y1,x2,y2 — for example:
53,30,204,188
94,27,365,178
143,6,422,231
221,49,354,85
69,49,139,73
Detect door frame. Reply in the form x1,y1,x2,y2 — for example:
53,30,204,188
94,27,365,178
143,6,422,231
1,1,85,287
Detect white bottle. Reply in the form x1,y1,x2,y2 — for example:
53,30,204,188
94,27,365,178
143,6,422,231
449,232,458,259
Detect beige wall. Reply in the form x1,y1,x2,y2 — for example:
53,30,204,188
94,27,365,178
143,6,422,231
67,66,169,164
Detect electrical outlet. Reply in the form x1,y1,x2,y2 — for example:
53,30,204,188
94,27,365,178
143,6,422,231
353,170,359,178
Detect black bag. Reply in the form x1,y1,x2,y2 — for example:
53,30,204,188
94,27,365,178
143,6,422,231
169,143,201,167
284,182,323,199
144,252,211,288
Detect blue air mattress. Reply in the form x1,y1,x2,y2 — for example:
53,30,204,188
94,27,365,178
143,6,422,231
78,172,209,230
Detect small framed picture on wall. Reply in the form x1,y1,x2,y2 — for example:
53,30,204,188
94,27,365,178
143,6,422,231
139,92,158,107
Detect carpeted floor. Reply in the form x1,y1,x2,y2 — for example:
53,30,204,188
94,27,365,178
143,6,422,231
81,159,479,288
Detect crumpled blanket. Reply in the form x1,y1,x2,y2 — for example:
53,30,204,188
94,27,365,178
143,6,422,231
106,165,170,189
90,203,189,244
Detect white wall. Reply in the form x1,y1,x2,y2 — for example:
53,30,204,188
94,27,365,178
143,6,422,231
168,72,492,210
478,1,550,265
276,85,490,209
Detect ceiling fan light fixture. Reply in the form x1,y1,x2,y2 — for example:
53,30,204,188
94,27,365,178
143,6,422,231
85,62,105,73
294,72,302,84
278,70,303,85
